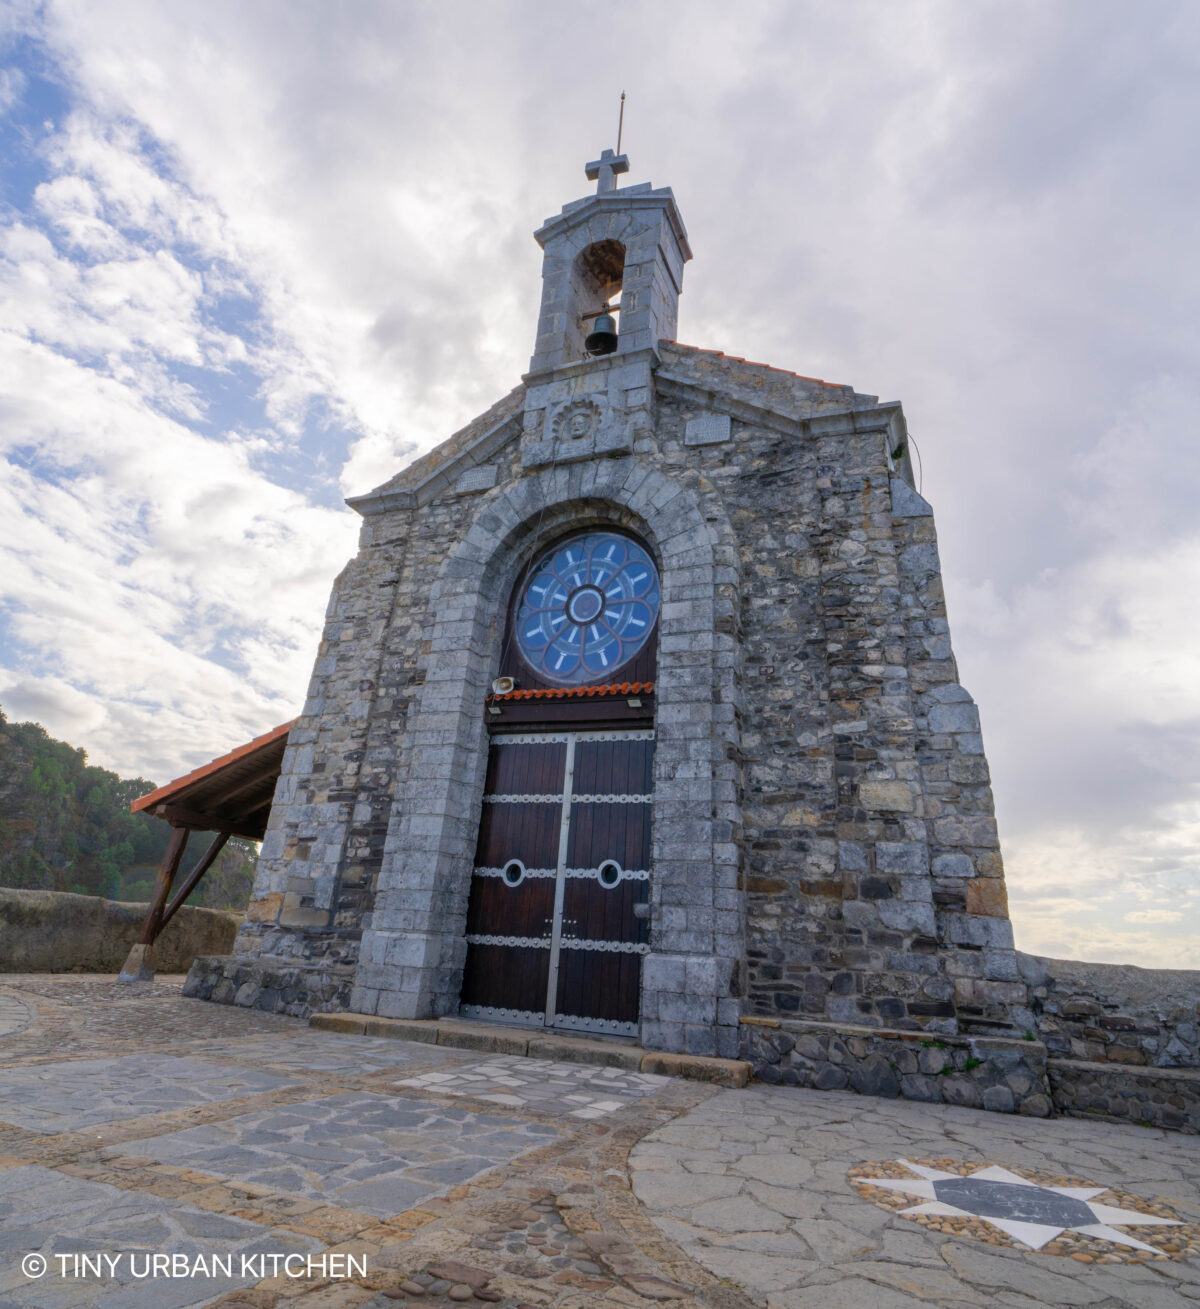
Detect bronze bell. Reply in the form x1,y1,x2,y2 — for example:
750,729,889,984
584,311,618,356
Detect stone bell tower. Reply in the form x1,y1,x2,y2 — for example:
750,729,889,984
520,148,692,469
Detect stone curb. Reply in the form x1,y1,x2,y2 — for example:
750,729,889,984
309,1013,752,1087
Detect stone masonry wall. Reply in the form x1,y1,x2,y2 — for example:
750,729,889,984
1047,1059,1200,1134
230,391,526,991
183,952,352,1017
0,888,239,974
741,1015,1052,1116
216,340,1027,1049
654,345,1028,1035
1023,953,1200,1067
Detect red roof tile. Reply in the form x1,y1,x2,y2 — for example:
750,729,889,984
130,720,296,814
488,681,653,703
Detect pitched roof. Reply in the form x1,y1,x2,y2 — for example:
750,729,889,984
131,720,294,840
346,341,883,517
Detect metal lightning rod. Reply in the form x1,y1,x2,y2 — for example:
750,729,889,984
617,91,626,154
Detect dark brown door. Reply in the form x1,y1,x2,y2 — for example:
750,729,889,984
459,736,564,1024
459,730,653,1036
555,735,653,1036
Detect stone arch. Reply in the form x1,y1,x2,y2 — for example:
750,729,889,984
350,457,745,1057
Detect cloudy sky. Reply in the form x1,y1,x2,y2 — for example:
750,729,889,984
1,0,1198,967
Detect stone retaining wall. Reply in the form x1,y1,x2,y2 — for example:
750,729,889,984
183,952,354,1017
740,1016,1051,1115
1048,1058,1200,1134
1022,954,1200,1067
0,888,238,973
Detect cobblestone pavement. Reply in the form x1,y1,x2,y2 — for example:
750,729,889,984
630,1084,1200,1307
3,975,1200,1309
0,977,738,1309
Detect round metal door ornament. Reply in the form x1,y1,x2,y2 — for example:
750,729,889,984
598,860,623,889
515,532,660,685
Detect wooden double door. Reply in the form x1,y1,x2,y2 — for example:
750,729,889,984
459,729,653,1038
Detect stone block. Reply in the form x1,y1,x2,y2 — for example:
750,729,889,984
928,703,980,734
246,894,282,924
946,913,1015,950
848,1054,900,1098
890,478,932,519
684,413,732,446
660,992,717,1025
435,1022,531,1056
527,1035,643,1068
363,1016,439,1043
879,901,936,934
983,1084,1016,1113
858,781,915,812
966,877,1009,917
308,1013,367,1036
876,842,928,875
639,1051,751,1087
931,853,972,879
453,464,499,495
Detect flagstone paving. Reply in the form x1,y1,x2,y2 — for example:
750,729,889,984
0,991,32,1039
115,1092,561,1216
2,973,1200,1309
396,1055,671,1118
629,1084,1200,1307
0,1054,301,1133
0,1165,319,1309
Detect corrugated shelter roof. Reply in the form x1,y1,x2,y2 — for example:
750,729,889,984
130,720,294,840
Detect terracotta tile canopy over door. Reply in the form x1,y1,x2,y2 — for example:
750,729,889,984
459,729,653,1037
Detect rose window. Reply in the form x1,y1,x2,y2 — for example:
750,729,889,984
514,532,660,685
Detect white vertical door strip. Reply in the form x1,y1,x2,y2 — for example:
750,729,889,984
543,734,576,1028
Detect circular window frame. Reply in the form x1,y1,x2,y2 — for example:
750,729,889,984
501,859,527,888
508,527,661,688
597,859,623,889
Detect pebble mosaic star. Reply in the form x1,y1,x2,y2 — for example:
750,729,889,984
858,1160,1183,1252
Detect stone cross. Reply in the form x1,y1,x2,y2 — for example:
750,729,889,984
585,148,630,194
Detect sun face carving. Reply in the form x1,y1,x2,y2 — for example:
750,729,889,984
514,532,660,685
552,400,601,443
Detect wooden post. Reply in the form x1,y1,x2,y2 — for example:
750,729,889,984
118,825,189,983
160,830,230,932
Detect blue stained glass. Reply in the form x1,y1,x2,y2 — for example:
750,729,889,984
514,532,660,685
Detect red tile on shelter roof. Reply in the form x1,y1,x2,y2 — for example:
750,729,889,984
130,720,296,814
488,681,653,703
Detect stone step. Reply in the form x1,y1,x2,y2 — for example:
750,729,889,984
308,1012,751,1087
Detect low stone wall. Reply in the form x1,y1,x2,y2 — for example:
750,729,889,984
184,953,354,1017
1048,1058,1200,1134
0,888,239,973
1021,953,1200,1067
740,1016,1052,1116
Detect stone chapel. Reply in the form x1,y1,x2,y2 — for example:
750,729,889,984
187,149,1045,1100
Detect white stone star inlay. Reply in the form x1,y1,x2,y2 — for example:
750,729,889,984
857,1160,1183,1251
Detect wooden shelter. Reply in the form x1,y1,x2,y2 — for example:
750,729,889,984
117,720,293,982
